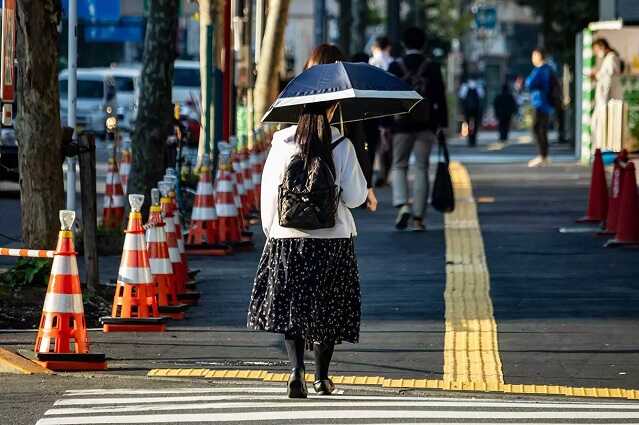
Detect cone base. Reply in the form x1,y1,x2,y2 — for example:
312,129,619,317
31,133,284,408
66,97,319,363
186,282,197,291
231,240,254,252
576,216,603,224
100,316,168,333
36,352,107,371
177,291,201,306
159,304,189,320
597,229,615,236
188,269,201,279
186,243,233,256
604,238,639,248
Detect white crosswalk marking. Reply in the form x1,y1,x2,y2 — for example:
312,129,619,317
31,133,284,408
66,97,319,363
36,385,639,425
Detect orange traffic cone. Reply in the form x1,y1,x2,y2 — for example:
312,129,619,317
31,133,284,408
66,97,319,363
101,194,168,332
119,143,132,194
232,147,248,220
249,129,263,210
186,162,231,256
240,136,257,212
216,157,242,244
605,161,639,247
577,149,608,223
102,157,125,229
34,210,106,371
147,189,188,320
160,181,200,305
600,150,628,235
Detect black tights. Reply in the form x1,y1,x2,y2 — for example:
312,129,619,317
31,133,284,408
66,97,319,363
284,334,335,380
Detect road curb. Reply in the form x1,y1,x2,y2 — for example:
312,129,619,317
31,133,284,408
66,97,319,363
0,347,52,374
146,368,639,401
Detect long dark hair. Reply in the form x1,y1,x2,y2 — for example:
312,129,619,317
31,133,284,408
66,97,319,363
304,44,344,69
294,102,336,175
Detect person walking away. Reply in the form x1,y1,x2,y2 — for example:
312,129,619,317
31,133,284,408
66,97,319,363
247,101,367,398
388,27,448,231
525,48,555,167
493,83,518,142
303,43,378,212
590,38,621,149
369,36,394,187
369,36,393,71
458,76,484,147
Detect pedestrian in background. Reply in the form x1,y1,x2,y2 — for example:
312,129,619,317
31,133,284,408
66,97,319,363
458,75,484,147
590,37,621,148
248,100,368,398
388,27,448,231
369,36,393,71
303,44,378,212
493,83,518,142
525,47,554,167
369,35,394,187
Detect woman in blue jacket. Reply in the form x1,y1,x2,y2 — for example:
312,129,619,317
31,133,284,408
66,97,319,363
525,48,554,167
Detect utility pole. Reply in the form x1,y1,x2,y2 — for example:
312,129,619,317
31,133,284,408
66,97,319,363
338,0,352,57
66,0,77,211
386,0,400,53
255,0,265,64
314,0,326,45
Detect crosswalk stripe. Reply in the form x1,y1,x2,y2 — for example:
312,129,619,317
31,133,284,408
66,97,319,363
44,398,639,416
63,387,286,396
34,409,639,424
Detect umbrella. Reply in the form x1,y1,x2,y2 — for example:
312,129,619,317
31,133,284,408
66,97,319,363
261,62,423,124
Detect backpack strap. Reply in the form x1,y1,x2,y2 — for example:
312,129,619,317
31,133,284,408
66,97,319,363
330,136,346,151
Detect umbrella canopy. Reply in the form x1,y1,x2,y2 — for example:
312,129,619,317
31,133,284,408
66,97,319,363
261,62,423,124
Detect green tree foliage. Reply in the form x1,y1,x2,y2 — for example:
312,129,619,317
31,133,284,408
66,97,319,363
516,0,598,64
404,0,473,54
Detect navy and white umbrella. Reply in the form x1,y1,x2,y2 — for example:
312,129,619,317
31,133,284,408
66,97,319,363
261,62,423,124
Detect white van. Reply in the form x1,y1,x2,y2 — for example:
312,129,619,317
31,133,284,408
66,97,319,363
108,66,141,131
59,68,117,136
173,60,200,106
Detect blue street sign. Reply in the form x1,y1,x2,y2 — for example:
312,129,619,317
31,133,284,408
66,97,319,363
475,6,497,30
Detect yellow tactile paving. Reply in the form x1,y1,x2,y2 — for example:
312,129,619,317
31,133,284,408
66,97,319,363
442,162,503,386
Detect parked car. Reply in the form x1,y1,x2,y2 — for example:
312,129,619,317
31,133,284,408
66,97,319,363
59,68,117,136
108,65,141,131
0,124,18,182
173,60,200,107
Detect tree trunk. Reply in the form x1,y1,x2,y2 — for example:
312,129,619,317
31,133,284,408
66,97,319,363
129,0,178,213
338,0,352,57
15,0,64,249
254,0,290,125
352,0,368,53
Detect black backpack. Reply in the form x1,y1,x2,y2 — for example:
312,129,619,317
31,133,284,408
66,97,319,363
463,87,481,115
278,136,345,230
548,72,563,110
395,58,432,127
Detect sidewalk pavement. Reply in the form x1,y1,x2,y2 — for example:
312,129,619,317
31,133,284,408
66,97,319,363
2,131,639,393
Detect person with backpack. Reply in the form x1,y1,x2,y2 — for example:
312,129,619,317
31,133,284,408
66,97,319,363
493,83,518,142
247,100,368,398
525,47,555,167
458,75,484,147
387,27,448,231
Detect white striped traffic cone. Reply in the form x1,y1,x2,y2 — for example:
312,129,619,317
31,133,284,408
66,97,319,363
102,157,125,229
101,194,168,332
119,144,132,194
34,210,106,371
147,189,188,320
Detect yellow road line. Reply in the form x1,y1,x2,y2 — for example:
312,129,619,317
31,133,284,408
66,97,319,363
146,368,639,400
443,162,503,386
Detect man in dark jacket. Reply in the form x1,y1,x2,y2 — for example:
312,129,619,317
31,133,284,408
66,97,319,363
493,83,518,142
387,27,448,231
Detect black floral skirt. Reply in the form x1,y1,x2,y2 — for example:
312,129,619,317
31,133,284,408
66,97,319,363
247,237,361,347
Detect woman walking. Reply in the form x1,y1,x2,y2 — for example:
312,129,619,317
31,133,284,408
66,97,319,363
247,100,368,398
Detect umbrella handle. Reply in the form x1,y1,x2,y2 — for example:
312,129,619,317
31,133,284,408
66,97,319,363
339,102,344,135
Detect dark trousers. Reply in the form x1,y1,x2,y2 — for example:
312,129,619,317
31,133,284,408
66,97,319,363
497,117,511,141
465,113,479,146
533,110,549,158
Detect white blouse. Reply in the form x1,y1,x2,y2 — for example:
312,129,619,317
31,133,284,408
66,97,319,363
260,125,368,239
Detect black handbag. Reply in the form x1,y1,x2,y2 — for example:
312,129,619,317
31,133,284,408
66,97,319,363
431,130,455,213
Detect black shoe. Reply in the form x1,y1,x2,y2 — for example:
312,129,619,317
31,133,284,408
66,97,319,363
287,368,308,399
313,379,335,395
